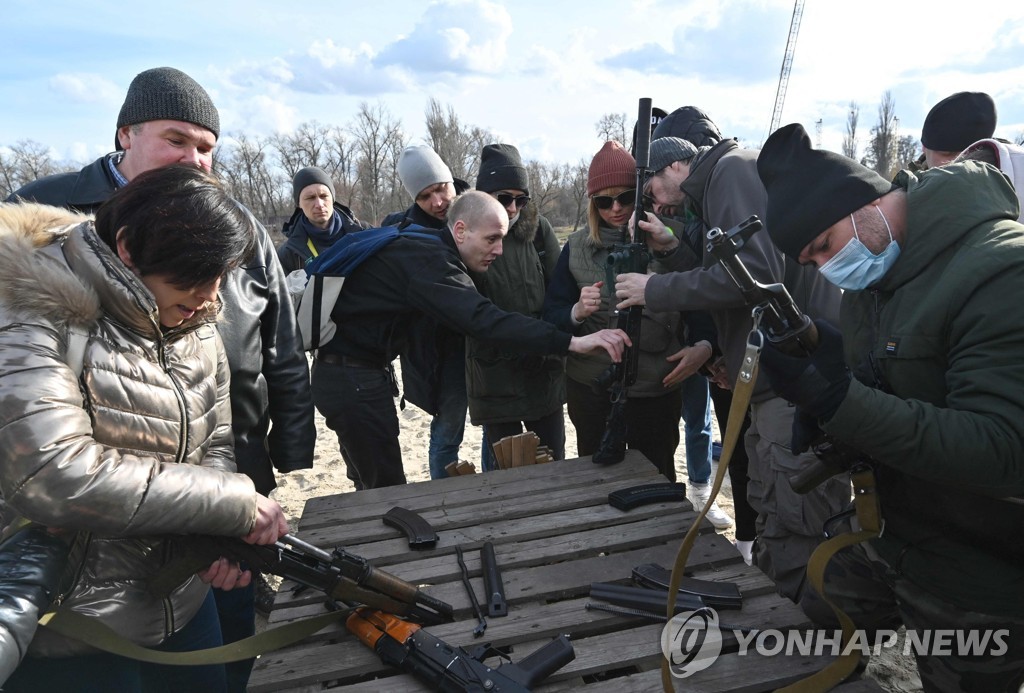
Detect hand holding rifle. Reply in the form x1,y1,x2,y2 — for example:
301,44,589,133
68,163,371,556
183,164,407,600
632,210,679,254
198,493,290,591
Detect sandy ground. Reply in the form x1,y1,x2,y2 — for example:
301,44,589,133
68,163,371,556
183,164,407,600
265,369,920,692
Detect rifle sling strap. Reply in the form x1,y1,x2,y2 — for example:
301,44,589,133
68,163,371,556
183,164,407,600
658,349,883,692
39,606,348,665
659,355,758,690
774,466,881,692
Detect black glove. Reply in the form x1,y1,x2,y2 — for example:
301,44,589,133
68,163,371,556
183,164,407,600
758,318,851,423
790,407,826,454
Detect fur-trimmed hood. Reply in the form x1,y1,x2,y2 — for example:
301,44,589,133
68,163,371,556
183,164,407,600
0,203,101,329
508,199,540,243
0,202,219,337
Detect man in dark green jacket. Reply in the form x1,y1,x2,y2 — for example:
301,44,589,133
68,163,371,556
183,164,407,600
756,123,1024,691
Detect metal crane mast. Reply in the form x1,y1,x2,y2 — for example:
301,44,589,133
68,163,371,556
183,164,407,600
769,0,805,135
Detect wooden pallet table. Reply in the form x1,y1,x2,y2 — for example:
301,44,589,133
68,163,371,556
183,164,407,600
249,450,881,692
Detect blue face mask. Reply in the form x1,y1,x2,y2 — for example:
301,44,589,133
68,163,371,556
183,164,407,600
818,207,900,290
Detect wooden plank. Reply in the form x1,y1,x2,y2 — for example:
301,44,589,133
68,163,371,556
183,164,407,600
270,508,719,615
251,547,807,691
538,651,848,693
252,450,833,693
268,531,738,624
287,498,701,575
301,470,671,552
251,588,814,692
676,649,835,692
298,451,660,528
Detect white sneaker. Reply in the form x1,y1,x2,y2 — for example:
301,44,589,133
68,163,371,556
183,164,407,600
734,539,754,566
689,482,733,530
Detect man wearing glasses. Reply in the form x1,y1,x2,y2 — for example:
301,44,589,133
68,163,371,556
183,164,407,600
614,134,848,620
469,144,565,470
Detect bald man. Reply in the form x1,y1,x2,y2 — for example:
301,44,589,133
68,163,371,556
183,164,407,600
310,191,630,489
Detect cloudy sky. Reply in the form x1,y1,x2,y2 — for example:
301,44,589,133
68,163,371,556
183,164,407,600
4,0,1024,167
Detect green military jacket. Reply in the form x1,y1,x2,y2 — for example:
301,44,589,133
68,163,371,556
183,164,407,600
824,161,1024,615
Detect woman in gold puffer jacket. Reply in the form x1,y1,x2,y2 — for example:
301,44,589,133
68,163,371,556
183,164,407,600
0,166,290,692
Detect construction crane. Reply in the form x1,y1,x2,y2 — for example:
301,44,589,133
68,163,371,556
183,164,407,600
768,0,805,135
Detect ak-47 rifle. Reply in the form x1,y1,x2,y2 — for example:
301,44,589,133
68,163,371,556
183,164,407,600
149,533,453,625
347,607,575,692
705,216,862,492
592,97,653,466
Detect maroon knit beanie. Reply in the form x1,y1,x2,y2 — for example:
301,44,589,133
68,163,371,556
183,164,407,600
588,141,635,195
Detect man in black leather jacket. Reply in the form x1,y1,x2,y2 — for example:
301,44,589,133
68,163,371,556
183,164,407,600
6,66,315,693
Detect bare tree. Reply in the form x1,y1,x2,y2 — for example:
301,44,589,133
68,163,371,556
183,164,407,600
269,121,340,179
217,133,286,222
526,160,564,219
595,113,629,146
862,91,899,178
324,128,358,207
0,140,66,198
423,98,495,182
568,158,591,232
842,102,859,160
0,149,17,199
896,134,919,170
349,101,406,224
1014,131,1024,147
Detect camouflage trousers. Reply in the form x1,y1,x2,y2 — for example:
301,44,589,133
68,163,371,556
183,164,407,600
817,542,1024,692
745,397,851,613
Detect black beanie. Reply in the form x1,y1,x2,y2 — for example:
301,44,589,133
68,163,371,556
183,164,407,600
757,123,893,260
476,144,530,195
920,91,997,152
292,166,335,206
652,106,722,147
115,67,220,150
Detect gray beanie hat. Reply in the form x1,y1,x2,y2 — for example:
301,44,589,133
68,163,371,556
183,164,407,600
292,166,335,206
397,145,453,199
115,67,220,150
648,137,699,172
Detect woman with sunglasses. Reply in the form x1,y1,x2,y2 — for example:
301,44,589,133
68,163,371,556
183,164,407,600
543,141,690,480
468,144,565,471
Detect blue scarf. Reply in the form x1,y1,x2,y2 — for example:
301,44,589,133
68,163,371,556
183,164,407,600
300,209,345,248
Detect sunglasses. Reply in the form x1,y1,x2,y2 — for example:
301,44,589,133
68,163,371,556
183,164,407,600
592,190,636,210
496,193,531,209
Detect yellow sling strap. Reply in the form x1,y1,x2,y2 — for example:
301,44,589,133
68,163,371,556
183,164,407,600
40,606,348,665
307,238,319,258
774,466,881,692
660,331,762,691
660,325,882,692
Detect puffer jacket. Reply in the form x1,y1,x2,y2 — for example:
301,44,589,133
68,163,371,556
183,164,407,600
0,526,69,684
0,204,258,658
8,156,316,496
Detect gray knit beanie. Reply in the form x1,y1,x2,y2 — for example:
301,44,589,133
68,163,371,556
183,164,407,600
397,145,453,199
292,167,335,206
115,67,220,150
648,137,699,173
